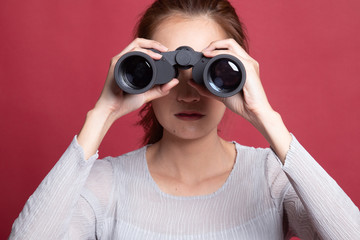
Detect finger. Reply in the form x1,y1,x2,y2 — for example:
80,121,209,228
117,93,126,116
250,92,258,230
144,79,179,102
161,78,179,92
202,49,245,60
133,38,168,52
203,38,249,58
123,38,168,53
114,38,168,62
203,38,239,51
131,47,163,60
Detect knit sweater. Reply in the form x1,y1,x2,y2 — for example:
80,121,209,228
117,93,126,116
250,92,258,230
9,135,360,239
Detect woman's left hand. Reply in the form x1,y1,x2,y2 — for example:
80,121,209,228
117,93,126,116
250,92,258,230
189,38,292,162
189,38,272,123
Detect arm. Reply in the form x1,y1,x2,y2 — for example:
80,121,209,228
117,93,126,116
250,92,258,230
10,38,178,239
268,137,360,239
199,38,359,239
9,137,99,239
281,136,360,239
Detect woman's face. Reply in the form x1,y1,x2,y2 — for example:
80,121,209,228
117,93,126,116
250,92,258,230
151,15,228,141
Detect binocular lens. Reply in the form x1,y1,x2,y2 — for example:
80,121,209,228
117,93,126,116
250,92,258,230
122,56,153,89
208,59,242,92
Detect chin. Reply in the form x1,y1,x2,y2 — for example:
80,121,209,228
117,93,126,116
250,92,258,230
163,127,217,142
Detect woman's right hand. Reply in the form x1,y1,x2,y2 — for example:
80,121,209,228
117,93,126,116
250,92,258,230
95,38,179,122
78,38,178,159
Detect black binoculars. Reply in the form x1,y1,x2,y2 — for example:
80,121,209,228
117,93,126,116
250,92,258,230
114,46,246,97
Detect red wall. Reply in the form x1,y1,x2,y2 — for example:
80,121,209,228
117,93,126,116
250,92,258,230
1,0,359,238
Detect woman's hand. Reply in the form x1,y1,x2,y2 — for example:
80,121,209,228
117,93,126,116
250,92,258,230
189,38,271,122
95,38,179,122
78,38,178,159
190,38,292,162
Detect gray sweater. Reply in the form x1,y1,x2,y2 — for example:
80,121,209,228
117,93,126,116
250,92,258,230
10,135,360,239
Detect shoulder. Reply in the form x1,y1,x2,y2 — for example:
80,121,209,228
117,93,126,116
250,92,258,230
233,141,272,166
233,141,283,170
233,141,290,197
103,146,147,171
94,146,149,186
86,146,146,178
82,146,148,205
87,146,147,180
233,141,274,182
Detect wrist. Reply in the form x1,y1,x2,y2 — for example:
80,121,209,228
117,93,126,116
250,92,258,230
246,104,276,128
83,106,117,141
250,109,292,163
77,107,116,160
89,105,116,126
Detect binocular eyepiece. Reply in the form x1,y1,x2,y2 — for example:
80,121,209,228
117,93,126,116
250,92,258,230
114,46,246,97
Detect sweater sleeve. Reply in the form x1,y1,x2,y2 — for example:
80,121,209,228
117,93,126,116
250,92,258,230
9,136,99,240
279,135,360,239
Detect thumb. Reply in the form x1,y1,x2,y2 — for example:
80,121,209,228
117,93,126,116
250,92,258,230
144,79,179,102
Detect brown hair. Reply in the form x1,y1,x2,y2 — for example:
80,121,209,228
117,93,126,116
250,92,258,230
135,0,249,145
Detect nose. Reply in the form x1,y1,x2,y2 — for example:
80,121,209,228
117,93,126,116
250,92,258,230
176,69,200,103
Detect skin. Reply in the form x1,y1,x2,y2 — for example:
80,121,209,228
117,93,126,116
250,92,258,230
147,16,236,196
77,14,292,196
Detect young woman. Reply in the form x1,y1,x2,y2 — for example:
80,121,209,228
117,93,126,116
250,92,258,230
10,0,360,239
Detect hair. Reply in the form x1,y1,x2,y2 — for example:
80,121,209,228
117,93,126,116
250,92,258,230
135,0,249,145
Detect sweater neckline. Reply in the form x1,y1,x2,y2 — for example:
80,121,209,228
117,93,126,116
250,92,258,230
142,141,240,200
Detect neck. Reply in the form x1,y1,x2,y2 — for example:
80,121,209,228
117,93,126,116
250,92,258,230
147,128,235,183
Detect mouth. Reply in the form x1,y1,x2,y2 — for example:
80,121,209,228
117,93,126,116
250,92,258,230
174,111,205,121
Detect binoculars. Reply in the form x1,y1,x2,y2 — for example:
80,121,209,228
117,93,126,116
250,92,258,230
114,46,246,97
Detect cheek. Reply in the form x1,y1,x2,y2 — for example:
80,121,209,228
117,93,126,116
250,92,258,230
151,90,177,120
151,98,170,123
207,100,227,121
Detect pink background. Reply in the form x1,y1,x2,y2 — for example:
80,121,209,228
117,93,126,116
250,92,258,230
1,0,359,238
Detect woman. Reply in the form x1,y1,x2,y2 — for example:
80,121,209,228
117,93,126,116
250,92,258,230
10,0,360,239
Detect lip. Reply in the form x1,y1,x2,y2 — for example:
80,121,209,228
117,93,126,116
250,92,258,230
174,111,205,121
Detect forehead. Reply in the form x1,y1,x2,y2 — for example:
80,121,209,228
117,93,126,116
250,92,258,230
151,15,228,51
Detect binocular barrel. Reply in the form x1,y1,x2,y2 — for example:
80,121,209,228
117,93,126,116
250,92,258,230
114,46,246,97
